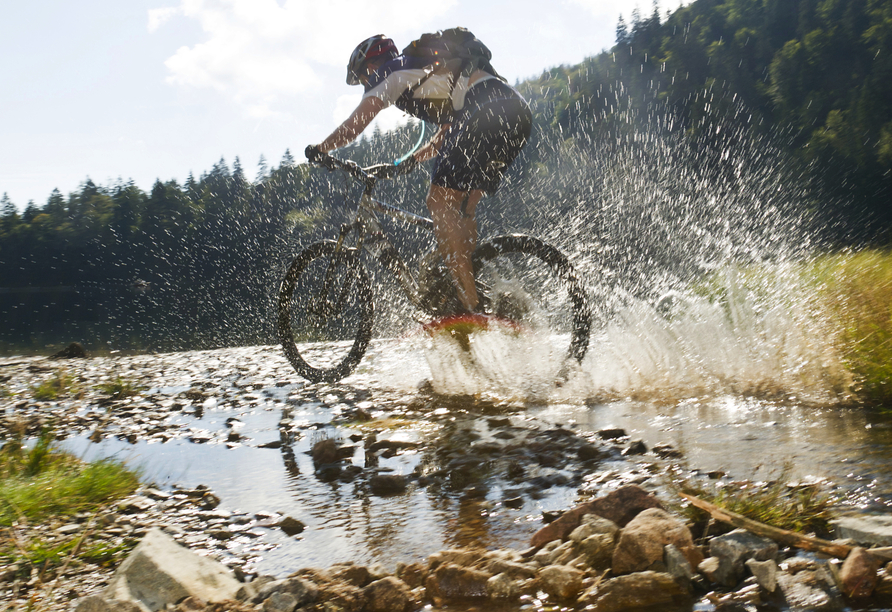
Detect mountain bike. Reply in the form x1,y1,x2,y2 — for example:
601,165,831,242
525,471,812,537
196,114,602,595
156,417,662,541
277,153,591,383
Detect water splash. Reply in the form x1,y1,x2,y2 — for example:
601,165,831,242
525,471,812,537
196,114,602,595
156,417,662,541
418,99,851,404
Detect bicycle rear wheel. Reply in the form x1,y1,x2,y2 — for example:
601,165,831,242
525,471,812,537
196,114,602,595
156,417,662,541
473,235,591,363
278,241,374,383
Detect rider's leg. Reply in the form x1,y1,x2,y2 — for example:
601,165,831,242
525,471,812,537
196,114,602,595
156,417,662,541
426,184,485,311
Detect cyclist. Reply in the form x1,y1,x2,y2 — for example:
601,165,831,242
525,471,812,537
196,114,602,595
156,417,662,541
306,33,532,315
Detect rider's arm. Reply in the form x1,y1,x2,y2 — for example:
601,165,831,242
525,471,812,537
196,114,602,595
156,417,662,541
413,123,451,162
318,95,387,152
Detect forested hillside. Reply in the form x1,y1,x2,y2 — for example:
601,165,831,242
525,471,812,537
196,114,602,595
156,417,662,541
2,0,890,353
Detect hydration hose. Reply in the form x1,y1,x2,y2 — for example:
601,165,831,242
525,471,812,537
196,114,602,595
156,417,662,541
393,120,426,165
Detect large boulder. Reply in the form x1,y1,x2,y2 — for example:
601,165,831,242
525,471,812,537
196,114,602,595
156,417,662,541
104,528,241,611
530,485,662,547
611,508,703,574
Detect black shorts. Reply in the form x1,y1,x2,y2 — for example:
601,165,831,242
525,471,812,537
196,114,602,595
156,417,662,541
431,79,532,194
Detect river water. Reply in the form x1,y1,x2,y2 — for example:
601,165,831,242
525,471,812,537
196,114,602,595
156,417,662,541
54,323,892,580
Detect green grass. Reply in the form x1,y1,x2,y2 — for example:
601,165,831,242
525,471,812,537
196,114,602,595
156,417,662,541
95,376,145,400
30,370,79,401
693,249,892,405
0,429,142,577
808,249,892,405
0,430,140,525
677,467,838,535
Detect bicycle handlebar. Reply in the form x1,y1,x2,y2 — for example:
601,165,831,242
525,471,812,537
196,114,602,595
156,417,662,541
305,147,416,187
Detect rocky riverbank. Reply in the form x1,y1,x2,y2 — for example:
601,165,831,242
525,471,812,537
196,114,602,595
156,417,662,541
3,346,892,611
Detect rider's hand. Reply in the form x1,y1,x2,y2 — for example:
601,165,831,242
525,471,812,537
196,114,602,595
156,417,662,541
305,144,325,164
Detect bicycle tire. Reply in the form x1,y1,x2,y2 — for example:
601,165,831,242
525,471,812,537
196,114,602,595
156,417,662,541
278,241,374,383
473,234,591,363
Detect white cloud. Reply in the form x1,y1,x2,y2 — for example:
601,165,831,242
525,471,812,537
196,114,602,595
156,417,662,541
148,6,182,32
150,0,457,119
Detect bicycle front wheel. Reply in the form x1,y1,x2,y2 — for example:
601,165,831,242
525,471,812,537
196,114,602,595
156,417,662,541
473,235,591,363
278,241,374,383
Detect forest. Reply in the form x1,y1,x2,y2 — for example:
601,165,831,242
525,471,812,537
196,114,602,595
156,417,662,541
2,0,891,354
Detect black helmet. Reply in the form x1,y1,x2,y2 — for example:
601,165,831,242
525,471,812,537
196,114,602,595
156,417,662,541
346,35,397,85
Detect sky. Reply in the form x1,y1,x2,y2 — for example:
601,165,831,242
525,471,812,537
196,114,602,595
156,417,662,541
1,0,680,209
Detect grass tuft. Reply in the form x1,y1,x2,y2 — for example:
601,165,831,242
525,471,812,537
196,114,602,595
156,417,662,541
30,371,79,401
0,429,140,525
95,376,145,400
809,249,892,405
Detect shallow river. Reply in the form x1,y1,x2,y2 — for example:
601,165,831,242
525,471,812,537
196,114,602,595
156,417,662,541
54,332,892,580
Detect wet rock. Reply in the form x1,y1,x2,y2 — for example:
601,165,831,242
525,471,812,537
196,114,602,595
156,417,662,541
427,549,483,570
74,596,142,612
331,563,371,587
776,566,842,611
395,561,427,588
486,572,519,600
118,495,156,514
484,558,537,579
746,558,778,592
363,576,411,612
503,496,524,509
840,547,882,598
664,543,693,585
425,563,491,601
311,439,340,465
262,591,297,612
104,527,241,608
579,571,687,611
538,564,584,600
368,474,408,496
530,485,662,547
50,342,87,359
278,516,306,536
577,443,602,461
621,439,648,456
597,428,627,440
315,581,365,612
612,508,702,575
832,515,892,547
652,442,683,458
708,528,778,586
255,576,319,606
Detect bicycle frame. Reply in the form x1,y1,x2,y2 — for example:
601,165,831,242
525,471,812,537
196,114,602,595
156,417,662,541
326,159,436,313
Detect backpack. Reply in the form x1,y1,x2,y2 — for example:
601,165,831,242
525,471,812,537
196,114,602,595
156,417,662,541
401,28,503,89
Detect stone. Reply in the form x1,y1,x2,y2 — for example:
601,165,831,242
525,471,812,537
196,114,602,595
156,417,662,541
50,342,87,359
262,591,297,612
331,563,371,587
708,528,778,587
486,573,519,600
579,571,687,611
746,558,778,592
74,596,142,612
576,533,616,570
529,485,662,547
776,568,842,611
612,508,703,575
665,543,693,585
832,515,892,547
312,439,339,465
425,563,491,601
698,556,721,581
395,561,427,588
368,474,408,496
363,576,411,612
484,558,537,579
104,528,241,610
840,547,882,598
569,513,619,543
278,516,305,536
256,576,318,606
427,549,483,569
537,564,583,600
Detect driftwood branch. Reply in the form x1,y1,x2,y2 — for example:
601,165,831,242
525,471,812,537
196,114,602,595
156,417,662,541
679,492,856,559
